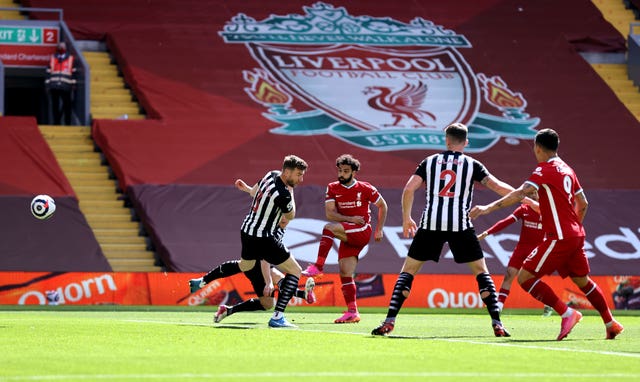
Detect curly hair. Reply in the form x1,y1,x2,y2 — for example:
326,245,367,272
336,154,360,171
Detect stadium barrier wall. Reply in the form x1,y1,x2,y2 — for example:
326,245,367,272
0,272,636,310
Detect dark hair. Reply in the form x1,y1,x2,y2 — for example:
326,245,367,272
445,122,468,143
336,154,360,171
535,128,559,152
282,154,308,171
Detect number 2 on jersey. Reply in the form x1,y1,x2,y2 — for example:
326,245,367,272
439,169,456,198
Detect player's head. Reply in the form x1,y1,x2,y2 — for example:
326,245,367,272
444,123,469,148
336,154,360,185
282,154,308,187
534,128,559,152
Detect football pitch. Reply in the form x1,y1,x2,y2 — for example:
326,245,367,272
1,306,638,382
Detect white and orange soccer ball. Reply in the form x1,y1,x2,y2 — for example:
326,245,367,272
30,194,56,220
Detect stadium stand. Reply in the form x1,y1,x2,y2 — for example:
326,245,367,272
6,0,639,275
0,117,110,271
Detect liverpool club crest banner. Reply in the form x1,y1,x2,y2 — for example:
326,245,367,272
220,2,539,152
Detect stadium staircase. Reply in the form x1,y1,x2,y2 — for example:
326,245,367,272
591,0,640,121
84,51,145,120
40,125,161,272
39,50,159,272
0,0,23,20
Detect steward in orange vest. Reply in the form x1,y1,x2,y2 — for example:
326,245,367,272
46,42,75,125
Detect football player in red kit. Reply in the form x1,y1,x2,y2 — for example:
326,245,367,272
302,154,387,323
471,128,623,340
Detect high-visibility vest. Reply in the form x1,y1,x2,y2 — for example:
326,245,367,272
47,54,74,90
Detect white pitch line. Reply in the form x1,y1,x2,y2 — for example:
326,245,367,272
0,371,638,381
120,318,639,359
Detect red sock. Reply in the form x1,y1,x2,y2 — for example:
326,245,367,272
315,229,334,270
520,278,567,315
498,288,510,304
340,276,357,312
580,280,613,323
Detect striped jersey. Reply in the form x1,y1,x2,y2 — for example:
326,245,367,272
241,170,294,238
415,151,489,232
525,157,585,240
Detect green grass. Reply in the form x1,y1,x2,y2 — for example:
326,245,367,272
0,306,638,381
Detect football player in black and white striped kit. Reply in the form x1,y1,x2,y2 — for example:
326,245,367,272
238,154,308,328
372,122,524,337
188,178,316,323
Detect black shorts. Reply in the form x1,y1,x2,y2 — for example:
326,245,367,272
407,228,484,264
244,261,268,297
240,231,291,266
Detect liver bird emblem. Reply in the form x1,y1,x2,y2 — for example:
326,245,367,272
363,81,436,128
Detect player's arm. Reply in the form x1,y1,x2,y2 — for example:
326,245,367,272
470,182,537,219
477,214,518,240
401,174,423,238
481,174,538,208
325,200,364,225
281,186,296,221
235,179,259,197
373,195,388,242
574,191,588,223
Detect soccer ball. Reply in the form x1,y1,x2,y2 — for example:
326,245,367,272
30,194,56,220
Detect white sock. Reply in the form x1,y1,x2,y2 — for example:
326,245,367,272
272,311,283,320
561,308,573,318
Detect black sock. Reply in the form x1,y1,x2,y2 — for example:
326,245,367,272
476,272,501,322
228,298,265,315
277,278,305,299
274,274,299,313
387,272,414,320
203,260,241,284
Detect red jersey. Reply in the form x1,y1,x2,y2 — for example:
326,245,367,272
525,157,585,240
325,180,381,225
486,204,543,245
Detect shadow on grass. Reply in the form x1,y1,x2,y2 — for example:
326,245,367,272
213,323,261,330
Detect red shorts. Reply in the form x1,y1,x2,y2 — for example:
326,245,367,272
338,222,371,259
521,236,590,278
507,242,537,269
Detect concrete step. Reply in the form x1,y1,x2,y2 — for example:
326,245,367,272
74,185,119,194
46,144,96,153
56,158,104,167
110,264,163,272
96,235,147,245
106,258,158,267
88,220,141,230
90,101,140,110
92,82,126,90
77,193,122,202
101,243,149,253
79,202,126,213
93,228,141,237
0,12,24,20
66,172,110,180
85,214,133,223
66,178,116,187
52,149,101,158
92,93,133,103
92,105,141,115
39,125,91,134
92,113,145,120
